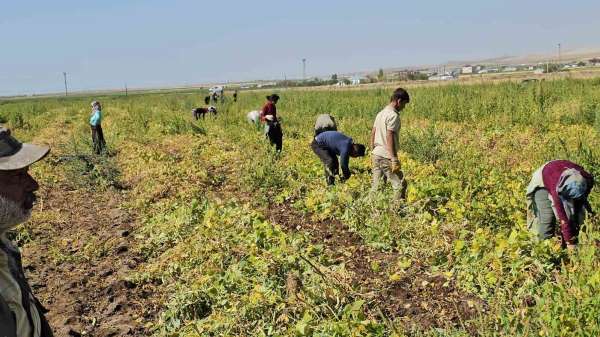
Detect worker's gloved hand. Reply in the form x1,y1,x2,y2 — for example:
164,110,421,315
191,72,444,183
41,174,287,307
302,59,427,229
391,159,401,175
566,243,577,252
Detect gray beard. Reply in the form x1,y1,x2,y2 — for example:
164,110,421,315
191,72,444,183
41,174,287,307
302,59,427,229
0,195,31,234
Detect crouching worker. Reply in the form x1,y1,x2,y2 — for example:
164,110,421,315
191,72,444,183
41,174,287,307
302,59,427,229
526,160,594,249
311,130,366,186
261,94,283,152
314,114,337,136
0,127,53,336
192,106,217,120
246,110,260,125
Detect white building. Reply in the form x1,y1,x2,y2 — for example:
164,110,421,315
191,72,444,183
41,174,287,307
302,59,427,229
351,76,364,85
461,66,474,74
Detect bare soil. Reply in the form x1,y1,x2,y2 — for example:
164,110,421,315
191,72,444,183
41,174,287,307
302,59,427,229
21,183,162,337
267,202,485,332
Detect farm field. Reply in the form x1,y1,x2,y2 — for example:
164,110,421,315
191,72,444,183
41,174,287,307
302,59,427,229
1,78,600,336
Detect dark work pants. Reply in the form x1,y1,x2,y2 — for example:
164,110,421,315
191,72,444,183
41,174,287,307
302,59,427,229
91,124,106,154
311,139,338,185
266,121,283,152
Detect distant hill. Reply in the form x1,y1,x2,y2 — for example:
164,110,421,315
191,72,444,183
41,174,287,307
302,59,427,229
345,47,600,78
447,47,600,66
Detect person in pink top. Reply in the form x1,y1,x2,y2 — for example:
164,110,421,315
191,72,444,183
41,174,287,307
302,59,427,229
526,160,594,249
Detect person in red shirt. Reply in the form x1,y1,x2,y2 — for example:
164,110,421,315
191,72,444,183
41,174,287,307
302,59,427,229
526,160,594,249
260,94,282,152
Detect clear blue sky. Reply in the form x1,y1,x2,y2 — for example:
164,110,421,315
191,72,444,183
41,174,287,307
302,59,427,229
1,0,599,96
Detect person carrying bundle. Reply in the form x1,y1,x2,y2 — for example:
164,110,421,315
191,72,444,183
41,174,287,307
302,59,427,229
311,130,365,186
260,94,282,153
526,160,594,250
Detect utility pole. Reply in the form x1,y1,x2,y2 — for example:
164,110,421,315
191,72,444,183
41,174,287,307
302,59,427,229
125,83,128,96
302,58,306,81
63,72,68,96
558,43,562,65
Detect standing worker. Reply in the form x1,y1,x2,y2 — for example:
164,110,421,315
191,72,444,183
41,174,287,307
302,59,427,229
0,127,53,336
233,90,238,102
314,114,337,136
526,160,594,249
260,94,283,153
89,101,106,155
370,88,409,199
311,130,365,185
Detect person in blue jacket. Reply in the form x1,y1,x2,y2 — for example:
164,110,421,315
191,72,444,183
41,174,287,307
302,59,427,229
311,130,366,185
89,101,106,154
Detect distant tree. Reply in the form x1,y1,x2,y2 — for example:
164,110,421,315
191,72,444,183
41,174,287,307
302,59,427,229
589,58,600,65
329,73,338,85
545,63,561,73
342,78,351,85
377,68,385,81
577,61,587,67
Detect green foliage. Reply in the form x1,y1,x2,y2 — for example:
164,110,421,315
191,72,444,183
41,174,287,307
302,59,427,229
5,77,600,336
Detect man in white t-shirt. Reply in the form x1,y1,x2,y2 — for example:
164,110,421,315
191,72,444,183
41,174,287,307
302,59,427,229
370,88,410,199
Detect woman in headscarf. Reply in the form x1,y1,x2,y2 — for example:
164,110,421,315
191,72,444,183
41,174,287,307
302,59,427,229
89,101,106,154
526,160,594,249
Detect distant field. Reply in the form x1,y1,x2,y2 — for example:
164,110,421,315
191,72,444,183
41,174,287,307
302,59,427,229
1,78,600,336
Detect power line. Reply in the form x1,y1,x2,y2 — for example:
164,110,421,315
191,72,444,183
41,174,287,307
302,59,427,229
558,43,562,65
63,72,68,96
302,58,306,81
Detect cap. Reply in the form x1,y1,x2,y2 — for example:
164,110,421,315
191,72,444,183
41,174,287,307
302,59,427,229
0,127,50,170
91,101,100,107
266,94,280,101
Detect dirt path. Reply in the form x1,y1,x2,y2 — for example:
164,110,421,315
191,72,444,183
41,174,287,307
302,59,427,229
21,183,161,336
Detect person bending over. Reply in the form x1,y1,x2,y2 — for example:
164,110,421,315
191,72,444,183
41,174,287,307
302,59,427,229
526,160,594,249
311,130,365,186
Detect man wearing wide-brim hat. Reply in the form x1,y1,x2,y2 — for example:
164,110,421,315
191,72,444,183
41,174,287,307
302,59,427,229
0,127,53,336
